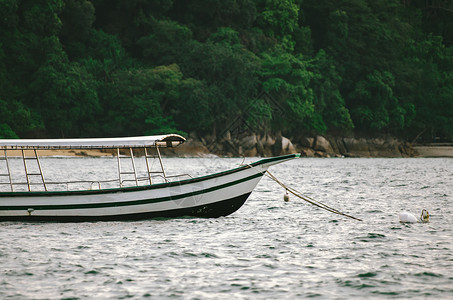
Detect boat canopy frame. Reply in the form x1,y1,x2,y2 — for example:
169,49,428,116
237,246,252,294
0,134,185,150
0,135,186,192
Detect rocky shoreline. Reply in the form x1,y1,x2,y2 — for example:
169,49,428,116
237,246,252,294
168,134,423,158
8,135,451,158
168,133,453,158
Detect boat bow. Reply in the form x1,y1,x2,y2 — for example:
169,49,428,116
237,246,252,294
0,140,300,220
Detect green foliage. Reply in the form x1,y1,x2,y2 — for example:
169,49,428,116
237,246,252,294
398,34,453,139
99,65,183,136
244,98,273,131
167,77,215,134
349,71,409,131
208,27,241,45
256,0,299,50
59,0,95,58
260,52,315,132
0,124,18,139
0,0,452,141
29,59,101,137
138,20,193,66
170,0,258,40
180,30,261,133
0,0,19,29
309,50,353,131
0,99,42,137
21,0,64,36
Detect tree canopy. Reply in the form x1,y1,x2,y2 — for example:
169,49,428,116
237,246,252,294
1,0,452,141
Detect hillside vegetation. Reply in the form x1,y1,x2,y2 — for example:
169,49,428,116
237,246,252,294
1,0,452,142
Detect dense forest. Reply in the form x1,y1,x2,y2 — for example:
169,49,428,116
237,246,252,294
1,0,452,142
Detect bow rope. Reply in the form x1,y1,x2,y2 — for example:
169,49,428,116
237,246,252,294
264,170,362,222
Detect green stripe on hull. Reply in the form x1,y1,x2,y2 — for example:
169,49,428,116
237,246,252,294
0,173,263,211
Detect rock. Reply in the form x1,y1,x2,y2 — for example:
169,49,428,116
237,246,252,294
262,135,275,147
343,137,371,157
243,147,258,157
256,139,265,156
367,137,402,157
240,134,257,150
172,139,211,157
214,143,224,152
221,140,240,156
314,136,334,154
402,142,416,157
189,131,198,139
299,137,314,148
223,130,232,141
282,137,297,154
329,137,348,155
272,136,283,156
273,136,297,155
386,137,403,157
367,138,386,157
203,134,215,145
314,151,326,157
300,148,315,157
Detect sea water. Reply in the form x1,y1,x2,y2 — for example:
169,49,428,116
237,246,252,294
0,157,452,299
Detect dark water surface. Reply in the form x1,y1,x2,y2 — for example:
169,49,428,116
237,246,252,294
1,157,452,299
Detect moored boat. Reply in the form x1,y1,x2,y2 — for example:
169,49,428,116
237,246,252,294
0,135,299,221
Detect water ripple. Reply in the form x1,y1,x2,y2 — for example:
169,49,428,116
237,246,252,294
1,157,452,299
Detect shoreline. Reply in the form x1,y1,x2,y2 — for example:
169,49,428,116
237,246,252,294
4,137,452,158
412,146,453,158
5,145,452,159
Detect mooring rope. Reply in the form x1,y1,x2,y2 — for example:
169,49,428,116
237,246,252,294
264,170,363,221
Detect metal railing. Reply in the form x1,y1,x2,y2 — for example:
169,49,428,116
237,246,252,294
0,146,192,193
0,173,193,192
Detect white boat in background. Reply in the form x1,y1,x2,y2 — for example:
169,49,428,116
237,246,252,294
0,134,299,221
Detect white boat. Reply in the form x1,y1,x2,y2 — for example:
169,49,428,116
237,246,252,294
0,135,299,221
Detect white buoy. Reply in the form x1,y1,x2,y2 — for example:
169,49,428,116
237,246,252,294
399,209,429,223
399,211,418,223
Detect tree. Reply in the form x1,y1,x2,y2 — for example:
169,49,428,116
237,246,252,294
0,99,42,138
138,20,193,66
256,0,299,51
98,66,183,137
92,0,174,56
259,52,315,133
309,50,353,131
180,28,261,134
29,44,101,137
348,71,411,131
170,0,258,40
59,0,95,59
398,34,453,140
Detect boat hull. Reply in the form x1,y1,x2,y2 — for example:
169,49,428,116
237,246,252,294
0,154,299,221
0,193,251,222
